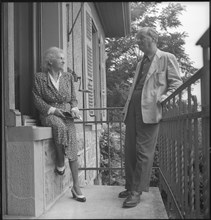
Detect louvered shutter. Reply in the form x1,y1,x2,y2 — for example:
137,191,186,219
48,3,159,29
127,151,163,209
83,3,94,120
100,36,107,121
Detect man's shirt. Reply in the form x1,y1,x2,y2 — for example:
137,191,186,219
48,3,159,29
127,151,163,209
135,53,155,90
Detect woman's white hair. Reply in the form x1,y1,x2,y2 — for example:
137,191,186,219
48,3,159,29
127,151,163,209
42,47,63,72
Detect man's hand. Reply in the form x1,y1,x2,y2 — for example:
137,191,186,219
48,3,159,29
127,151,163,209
157,95,168,104
54,108,65,118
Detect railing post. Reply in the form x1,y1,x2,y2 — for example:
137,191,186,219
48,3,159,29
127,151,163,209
195,27,210,219
200,60,210,219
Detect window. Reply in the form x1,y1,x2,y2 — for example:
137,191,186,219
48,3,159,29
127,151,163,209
83,3,94,121
100,36,107,121
83,3,107,122
13,3,42,125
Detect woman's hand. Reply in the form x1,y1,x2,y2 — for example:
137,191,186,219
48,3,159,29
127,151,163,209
54,108,65,118
71,107,81,119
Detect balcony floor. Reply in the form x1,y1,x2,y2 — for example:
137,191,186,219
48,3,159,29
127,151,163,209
38,185,168,219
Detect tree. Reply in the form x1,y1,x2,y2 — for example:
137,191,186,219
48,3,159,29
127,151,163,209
106,2,198,107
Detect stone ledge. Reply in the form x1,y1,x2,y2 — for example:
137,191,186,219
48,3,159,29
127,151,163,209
7,126,52,142
3,215,36,219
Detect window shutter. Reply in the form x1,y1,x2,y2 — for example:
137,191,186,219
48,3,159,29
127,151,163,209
100,36,107,121
83,3,94,120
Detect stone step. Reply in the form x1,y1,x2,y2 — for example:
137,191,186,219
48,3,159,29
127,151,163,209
38,185,168,219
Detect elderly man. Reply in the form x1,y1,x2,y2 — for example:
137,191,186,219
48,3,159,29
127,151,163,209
119,27,182,208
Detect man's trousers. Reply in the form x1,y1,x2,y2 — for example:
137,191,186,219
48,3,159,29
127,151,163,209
124,89,160,192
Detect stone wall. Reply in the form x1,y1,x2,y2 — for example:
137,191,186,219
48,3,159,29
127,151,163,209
43,139,72,209
44,129,101,209
6,126,101,217
77,126,102,186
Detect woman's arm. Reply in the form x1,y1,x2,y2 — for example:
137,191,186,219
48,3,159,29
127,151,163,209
32,73,53,116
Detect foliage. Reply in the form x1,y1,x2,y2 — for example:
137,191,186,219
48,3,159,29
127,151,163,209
106,2,198,107
99,123,126,185
99,123,159,186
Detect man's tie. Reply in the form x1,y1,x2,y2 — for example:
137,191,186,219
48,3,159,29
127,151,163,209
135,56,148,86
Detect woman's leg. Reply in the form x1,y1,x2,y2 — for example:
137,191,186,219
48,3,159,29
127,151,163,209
55,144,65,167
41,115,66,169
69,159,83,195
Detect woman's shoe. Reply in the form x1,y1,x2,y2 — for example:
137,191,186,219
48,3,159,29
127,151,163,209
71,187,86,202
54,168,65,175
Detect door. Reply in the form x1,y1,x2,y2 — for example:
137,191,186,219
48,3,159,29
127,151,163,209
14,2,41,120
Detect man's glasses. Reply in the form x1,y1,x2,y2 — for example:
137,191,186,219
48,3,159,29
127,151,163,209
136,36,148,43
136,35,155,44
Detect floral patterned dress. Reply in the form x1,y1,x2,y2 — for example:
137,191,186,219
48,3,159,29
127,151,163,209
32,70,78,161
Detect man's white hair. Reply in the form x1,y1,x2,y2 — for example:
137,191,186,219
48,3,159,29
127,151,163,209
136,27,159,44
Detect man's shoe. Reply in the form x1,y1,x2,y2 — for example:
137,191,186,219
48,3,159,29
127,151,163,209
118,190,131,198
122,191,142,208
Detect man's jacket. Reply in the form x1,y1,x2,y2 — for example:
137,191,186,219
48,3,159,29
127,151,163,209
123,49,183,123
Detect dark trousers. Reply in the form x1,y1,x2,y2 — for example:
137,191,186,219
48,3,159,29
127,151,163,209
124,90,160,192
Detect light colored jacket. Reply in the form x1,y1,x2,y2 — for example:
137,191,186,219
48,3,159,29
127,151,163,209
123,49,183,123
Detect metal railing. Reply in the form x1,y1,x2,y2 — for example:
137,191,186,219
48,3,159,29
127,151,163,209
75,65,209,219
75,106,158,186
157,63,210,219
75,107,126,185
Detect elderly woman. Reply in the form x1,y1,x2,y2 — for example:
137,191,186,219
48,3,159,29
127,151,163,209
32,47,85,202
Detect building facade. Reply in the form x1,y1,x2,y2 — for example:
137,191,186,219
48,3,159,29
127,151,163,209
1,2,130,217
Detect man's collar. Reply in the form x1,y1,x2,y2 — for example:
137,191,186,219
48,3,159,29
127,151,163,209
144,48,157,61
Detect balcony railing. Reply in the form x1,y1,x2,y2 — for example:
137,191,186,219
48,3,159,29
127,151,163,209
75,106,159,187
74,64,209,219
75,107,128,185
157,64,210,219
